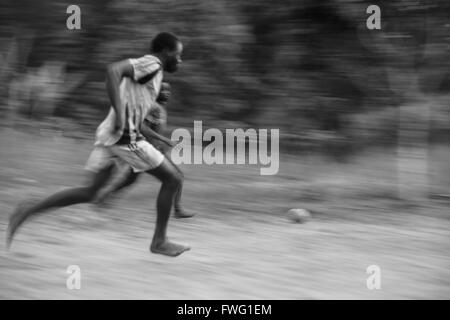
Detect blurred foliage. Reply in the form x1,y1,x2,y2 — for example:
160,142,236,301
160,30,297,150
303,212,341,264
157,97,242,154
0,0,449,152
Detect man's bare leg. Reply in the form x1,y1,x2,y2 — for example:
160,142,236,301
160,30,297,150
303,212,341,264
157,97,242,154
94,166,140,207
165,154,194,219
6,164,115,249
98,153,194,219
146,158,190,257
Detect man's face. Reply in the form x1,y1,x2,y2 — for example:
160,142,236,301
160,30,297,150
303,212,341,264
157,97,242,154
164,42,183,73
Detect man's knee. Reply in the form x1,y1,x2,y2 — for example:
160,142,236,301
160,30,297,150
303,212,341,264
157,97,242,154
150,159,183,188
84,187,99,202
166,171,183,189
172,172,183,187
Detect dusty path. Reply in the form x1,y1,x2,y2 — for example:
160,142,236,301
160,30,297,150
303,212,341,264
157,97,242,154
1,129,449,299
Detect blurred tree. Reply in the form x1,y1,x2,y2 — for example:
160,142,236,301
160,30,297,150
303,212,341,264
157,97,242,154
0,0,448,153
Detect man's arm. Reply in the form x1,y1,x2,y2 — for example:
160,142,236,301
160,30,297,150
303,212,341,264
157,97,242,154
105,60,134,130
141,118,175,147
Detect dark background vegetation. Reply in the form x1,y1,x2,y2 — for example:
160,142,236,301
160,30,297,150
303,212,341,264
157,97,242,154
0,0,449,153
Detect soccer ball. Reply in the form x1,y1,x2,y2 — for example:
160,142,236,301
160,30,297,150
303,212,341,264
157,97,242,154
286,208,311,223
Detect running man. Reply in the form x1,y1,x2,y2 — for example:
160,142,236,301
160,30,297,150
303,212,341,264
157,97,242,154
7,32,190,257
94,82,193,219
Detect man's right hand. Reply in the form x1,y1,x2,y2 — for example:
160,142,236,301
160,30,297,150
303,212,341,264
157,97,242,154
164,139,177,148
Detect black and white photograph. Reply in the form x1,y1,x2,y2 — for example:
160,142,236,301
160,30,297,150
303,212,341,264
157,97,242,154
0,0,449,302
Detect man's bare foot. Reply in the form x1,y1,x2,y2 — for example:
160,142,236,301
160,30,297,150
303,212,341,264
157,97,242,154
150,240,190,257
6,202,31,250
174,207,195,219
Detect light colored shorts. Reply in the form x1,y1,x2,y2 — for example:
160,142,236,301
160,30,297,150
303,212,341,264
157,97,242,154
85,140,164,173
85,146,119,173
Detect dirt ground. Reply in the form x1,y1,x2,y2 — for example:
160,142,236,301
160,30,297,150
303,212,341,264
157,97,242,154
0,128,449,299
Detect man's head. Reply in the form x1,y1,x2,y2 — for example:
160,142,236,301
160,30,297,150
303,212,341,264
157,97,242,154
151,32,183,73
157,82,171,105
